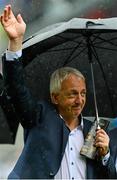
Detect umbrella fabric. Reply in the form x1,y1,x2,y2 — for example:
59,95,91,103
21,17,117,118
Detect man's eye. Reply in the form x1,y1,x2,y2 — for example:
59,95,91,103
67,93,76,97
69,94,75,97
81,92,86,97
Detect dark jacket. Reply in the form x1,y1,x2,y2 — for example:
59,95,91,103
109,128,117,178
2,55,116,179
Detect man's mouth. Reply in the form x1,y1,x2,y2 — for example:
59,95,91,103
72,106,81,110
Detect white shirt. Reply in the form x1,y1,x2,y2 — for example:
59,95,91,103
55,121,86,180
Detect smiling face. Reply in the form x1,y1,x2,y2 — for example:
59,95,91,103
51,74,86,121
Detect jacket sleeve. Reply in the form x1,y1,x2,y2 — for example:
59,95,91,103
105,129,117,179
103,155,117,179
100,131,117,179
2,54,41,128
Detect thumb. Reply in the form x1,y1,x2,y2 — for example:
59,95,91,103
17,14,24,24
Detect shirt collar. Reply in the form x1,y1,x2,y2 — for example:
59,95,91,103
59,114,84,130
80,114,84,129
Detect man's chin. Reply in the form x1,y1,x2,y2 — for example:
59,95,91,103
73,111,81,118
74,108,81,113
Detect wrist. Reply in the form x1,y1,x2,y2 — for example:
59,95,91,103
99,146,109,157
8,37,23,52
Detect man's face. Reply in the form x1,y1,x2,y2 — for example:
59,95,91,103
52,74,86,120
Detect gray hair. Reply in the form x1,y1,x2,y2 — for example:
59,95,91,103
50,67,85,94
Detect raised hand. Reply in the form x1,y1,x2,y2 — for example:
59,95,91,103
0,5,26,51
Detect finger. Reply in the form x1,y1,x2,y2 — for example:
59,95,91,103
7,5,11,18
0,14,5,25
17,14,24,24
8,5,15,19
0,14,3,24
2,5,10,22
96,131,106,139
98,147,106,156
96,129,107,136
95,136,109,145
95,136,104,143
5,4,15,20
4,7,9,22
95,141,106,148
96,128,104,133
96,134,109,144
96,134,108,140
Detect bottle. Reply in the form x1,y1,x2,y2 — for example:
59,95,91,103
80,118,109,159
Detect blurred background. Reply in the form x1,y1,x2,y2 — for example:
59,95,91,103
0,0,117,178
1,0,117,56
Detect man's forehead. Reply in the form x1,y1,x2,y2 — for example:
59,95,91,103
65,74,86,84
61,76,86,90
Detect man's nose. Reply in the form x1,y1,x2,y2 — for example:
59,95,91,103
75,95,82,104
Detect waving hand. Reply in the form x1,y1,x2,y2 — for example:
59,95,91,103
0,5,26,51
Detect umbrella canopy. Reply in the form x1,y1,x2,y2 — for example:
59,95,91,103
22,17,117,118
0,17,117,144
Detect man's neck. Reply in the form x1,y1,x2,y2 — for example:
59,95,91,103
60,115,81,131
66,119,79,131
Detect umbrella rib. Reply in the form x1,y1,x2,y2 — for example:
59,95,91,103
84,33,117,51
91,44,115,116
62,40,85,66
88,33,117,51
66,46,87,63
46,34,86,52
47,45,117,52
56,34,81,43
48,47,76,52
91,45,117,51
92,34,117,47
53,33,88,63
56,34,87,45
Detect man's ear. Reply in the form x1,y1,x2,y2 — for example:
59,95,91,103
50,93,59,104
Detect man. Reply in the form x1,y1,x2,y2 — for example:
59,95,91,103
0,5,116,179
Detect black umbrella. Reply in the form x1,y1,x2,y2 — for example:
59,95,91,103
22,17,117,119
0,17,117,144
